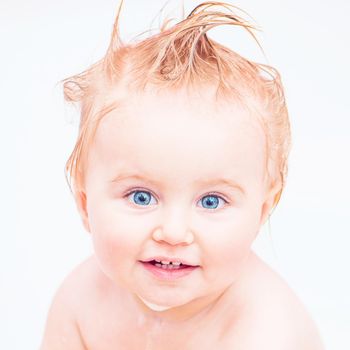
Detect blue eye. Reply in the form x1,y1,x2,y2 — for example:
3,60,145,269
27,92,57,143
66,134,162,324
199,194,226,210
125,190,227,210
127,190,157,206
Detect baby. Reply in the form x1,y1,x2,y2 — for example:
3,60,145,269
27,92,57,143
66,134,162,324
40,1,325,349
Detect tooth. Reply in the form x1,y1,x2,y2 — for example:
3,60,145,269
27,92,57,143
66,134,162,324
161,260,171,265
154,263,181,270
172,262,181,266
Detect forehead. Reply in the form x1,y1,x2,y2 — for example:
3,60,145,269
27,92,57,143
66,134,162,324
88,89,266,187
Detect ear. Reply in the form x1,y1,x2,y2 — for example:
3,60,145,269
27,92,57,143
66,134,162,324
259,183,283,227
74,190,91,233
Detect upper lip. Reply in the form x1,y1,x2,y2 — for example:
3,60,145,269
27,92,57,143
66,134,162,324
141,256,199,267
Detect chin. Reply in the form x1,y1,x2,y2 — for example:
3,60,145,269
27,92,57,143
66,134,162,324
139,289,192,309
138,295,183,311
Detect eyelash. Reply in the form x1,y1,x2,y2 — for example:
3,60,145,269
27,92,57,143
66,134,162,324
123,188,229,210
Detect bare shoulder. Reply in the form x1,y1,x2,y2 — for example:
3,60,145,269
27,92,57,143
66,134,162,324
226,253,325,350
39,255,103,350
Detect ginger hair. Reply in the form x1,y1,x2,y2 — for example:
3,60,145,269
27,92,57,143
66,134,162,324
61,1,291,209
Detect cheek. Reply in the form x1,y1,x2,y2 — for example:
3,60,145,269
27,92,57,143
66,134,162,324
87,199,156,281
88,202,137,279
198,208,261,279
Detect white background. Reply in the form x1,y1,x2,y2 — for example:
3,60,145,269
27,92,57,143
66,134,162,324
1,0,349,348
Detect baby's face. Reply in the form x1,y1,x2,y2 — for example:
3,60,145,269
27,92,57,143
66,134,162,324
81,89,270,309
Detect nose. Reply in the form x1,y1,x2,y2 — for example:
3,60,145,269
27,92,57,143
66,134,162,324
152,206,194,245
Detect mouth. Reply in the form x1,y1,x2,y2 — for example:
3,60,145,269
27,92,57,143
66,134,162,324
141,256,199,268
142,259,195,270
139,260,199,280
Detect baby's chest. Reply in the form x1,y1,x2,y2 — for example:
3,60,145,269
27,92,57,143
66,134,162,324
81,325,225,350
80,314,230,350
77,288,290,349
79,308,299,350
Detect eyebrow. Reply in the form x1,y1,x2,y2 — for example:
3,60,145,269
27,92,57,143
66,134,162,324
110,172,245,195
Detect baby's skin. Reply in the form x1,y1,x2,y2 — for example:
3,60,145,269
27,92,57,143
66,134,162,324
40,88,324,349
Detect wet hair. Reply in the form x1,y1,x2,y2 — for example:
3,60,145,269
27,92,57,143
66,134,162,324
61,1,291,209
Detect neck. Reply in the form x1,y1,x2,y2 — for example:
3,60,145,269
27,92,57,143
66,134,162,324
132,285,231,325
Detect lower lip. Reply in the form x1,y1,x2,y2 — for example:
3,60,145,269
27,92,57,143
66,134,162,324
140,261,199,280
